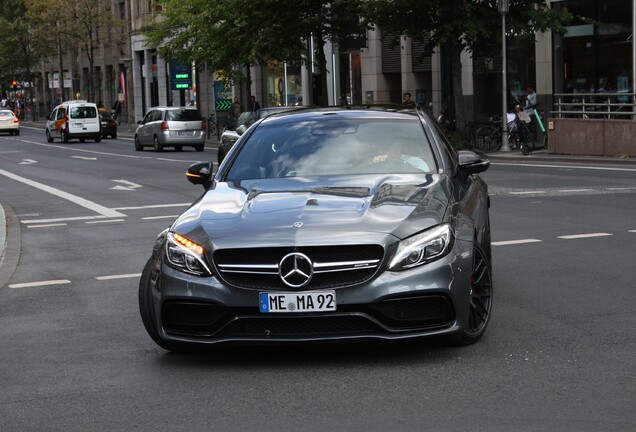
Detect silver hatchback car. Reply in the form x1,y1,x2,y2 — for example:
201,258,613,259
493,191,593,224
134,106,206,152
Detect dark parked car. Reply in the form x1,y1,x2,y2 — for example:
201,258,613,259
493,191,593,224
218,106,304,164
139,107,492,351
100,113,118,139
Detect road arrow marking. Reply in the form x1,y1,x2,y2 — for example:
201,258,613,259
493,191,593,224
19,159,38,165
71,155,98,160
111,179,142,191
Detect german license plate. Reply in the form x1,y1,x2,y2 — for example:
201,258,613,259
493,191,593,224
259,291,336,313
177,130,193,136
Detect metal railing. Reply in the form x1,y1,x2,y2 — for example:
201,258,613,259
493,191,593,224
552,92,636,120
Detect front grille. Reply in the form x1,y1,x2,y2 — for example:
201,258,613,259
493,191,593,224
213,245,385,290
161,294,454,338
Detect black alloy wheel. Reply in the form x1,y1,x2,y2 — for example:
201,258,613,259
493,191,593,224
448,244,493,346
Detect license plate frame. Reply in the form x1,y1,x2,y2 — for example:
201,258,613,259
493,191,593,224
259,291,336,313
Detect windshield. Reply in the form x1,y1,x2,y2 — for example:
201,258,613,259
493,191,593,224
226,118,437,180
167,109,202,121
70,106,97,119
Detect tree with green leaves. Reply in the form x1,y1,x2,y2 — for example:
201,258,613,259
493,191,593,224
0,0,49,103
365,0,572,131
144,0,370,106
26,0,121,103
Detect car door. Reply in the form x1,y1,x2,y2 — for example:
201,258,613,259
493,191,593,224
54,107,66,137
138,110,157,145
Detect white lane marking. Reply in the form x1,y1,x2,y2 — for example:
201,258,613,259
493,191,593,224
85,219,125,224
95,273,141,281
9,280,71,289
607,187,636,191
557,189,594,193
26,223,67,228
509,191,546,195
113,203,191,210
21,215,113,224
630,230,636,233
558,233,613,240
71,155,97,160
18,138,199,162
493,239,542,246
0,168,126,218
19,159,38,165
142,215,179,220
112,179,142,189
491,162,636,172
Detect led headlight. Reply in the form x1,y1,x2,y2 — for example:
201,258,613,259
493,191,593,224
388,224,453,271
165,231,212,276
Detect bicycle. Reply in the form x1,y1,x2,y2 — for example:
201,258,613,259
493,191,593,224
473,115,534,153
207,114,227,139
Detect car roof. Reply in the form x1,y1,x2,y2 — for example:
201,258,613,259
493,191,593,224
258,106,421,126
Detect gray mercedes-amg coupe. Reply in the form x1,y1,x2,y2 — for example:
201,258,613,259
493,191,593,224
139,107,492,351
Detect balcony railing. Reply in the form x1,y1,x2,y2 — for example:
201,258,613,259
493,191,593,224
552,92,636,120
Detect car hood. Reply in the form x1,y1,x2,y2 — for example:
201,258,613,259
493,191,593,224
172,174,451,248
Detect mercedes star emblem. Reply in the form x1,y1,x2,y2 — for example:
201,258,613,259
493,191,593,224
279,252,313,288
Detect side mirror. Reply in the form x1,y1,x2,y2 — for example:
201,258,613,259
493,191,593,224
458,150,490,174
186,161,214,189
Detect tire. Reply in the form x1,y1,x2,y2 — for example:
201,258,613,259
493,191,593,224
138,258,196,352
153,136,162,152
62,132,69,143
46,129,53,142
134,136,143,151
175,145,183,152
95,135,101,143
80,138,85,143
15,130,20,136
112,133,117,139
475,125,500,153
447,244,493,346
195,144,204,152
519,124,533,155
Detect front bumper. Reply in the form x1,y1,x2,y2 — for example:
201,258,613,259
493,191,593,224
147,239,474,345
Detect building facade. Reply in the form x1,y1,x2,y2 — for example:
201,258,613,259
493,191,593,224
36,0,634,131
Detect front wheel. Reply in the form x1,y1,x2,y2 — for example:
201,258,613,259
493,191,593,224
46,129,53,142
195,144,204,152
134,136,143,151
474,125,500,153
447,244,493,346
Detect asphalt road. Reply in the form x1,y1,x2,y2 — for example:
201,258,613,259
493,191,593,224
1,125,635,431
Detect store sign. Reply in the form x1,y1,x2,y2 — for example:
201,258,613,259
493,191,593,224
171,61,192,90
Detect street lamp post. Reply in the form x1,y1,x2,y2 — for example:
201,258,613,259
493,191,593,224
499,0,511,151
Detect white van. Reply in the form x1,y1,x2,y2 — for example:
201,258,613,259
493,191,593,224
45,100,101,143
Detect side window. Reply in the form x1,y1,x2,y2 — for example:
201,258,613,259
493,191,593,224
50,108,57,120
152,110,163,122
56,108,66,120
142,110,154,124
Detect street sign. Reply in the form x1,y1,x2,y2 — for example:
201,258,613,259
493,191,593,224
170,61,192,90
215,99,232,110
